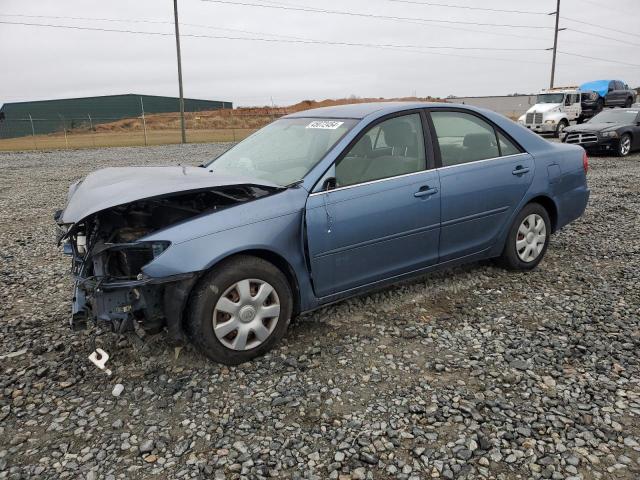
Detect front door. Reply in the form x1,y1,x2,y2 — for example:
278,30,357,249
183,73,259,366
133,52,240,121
305,112,441,297
429,109,534,262
565,93,581,121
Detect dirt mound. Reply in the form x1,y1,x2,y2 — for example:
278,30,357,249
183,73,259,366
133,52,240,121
87,96,444,133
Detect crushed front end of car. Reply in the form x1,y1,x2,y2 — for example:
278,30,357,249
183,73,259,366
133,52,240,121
55,166,280,345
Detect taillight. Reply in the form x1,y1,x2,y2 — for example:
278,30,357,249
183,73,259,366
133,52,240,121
582,150,589,173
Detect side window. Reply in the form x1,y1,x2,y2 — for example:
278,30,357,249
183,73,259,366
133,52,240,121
431,111,500,167
609,81,616,92
335,114,426,187
497,132,521,156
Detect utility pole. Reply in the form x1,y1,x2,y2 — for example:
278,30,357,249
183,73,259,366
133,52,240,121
173,0,186,143
549,0,561,88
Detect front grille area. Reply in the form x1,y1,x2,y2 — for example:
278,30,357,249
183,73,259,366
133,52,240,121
565,132,598,145
525,112,543,124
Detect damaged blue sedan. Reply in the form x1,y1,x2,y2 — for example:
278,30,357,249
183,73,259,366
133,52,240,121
56,102,590,364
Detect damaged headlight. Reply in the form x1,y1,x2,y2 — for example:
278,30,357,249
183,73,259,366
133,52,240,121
104,241,171,279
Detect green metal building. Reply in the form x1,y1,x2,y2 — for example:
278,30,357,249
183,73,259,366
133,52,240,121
0,94,232,138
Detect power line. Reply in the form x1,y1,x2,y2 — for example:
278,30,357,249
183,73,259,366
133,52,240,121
0,12,556,47
0,11,565,47
384,0,549,15
7,12,639,49
558,50,640,68
0,19,556,68
563,16,640,40
0,20,547,52
4,19,640,69
0,13,315,43
201,0,555,29
566,28,640,48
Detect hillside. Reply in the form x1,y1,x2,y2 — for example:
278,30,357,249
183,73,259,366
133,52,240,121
89,96,443,133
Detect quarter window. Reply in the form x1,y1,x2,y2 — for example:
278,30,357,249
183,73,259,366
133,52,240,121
497,132,520,156
431,111,500,167
335,114,426,187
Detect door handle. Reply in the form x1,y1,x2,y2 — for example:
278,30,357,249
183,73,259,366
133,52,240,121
414,186,438,198
512,166,530,175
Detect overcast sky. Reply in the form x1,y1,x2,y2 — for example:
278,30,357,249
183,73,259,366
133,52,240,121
1,0,639,107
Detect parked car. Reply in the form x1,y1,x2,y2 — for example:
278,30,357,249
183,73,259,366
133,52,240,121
563,108,640,156
580,80,637,109
56,103,590,364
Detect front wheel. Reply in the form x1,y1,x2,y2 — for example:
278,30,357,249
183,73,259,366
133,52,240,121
498,203,550,270
624,97,633,108
617,133,632,157
186,255,293,365
554,119,568,138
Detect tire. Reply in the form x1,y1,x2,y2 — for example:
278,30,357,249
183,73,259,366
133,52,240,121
617,133,632,157
596,98,604,112
554,119,568,138
186,255,293,365
576,116,584,125
498,203,551,271
624,97,633,108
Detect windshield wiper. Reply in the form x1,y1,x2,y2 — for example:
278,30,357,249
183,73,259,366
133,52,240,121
283,179,304,189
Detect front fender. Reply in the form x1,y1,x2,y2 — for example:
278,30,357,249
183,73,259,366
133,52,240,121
141,207,318,312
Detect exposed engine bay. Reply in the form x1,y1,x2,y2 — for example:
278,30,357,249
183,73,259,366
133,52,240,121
57,184,276,344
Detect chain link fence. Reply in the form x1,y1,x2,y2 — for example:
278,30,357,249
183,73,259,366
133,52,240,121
0,108,290,151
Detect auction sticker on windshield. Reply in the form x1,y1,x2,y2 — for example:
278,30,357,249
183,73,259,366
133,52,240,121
306,120,344,129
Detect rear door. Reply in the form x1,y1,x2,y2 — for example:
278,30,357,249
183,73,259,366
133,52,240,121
305,112,441,297
428,109,534,262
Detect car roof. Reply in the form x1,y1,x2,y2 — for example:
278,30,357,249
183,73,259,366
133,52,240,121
283,101,452,120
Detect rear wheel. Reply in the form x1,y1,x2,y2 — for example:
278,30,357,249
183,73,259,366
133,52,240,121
498,203,550,270
596,98,604,112
624,97,633,108
186,255,292,365
617,133,632,157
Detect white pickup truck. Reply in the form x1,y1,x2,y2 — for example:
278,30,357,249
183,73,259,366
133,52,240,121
518,87,582,137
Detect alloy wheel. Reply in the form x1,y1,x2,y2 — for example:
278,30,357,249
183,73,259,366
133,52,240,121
212,279,281,351
620,135,631,156
516,214,546,262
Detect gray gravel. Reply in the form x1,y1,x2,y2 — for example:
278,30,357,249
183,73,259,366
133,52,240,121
0,142,639,480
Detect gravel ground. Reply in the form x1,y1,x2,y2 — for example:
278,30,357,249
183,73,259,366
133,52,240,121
0,142,639,480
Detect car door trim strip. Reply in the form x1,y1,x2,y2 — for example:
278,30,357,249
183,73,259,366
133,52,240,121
314,222,440,258
441,205,510,228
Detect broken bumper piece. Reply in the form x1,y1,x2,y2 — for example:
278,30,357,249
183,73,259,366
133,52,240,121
71,272,197,345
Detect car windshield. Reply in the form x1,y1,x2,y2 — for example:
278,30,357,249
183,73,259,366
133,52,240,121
536,93,564,104
589,110,639,124
205,117,357,186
